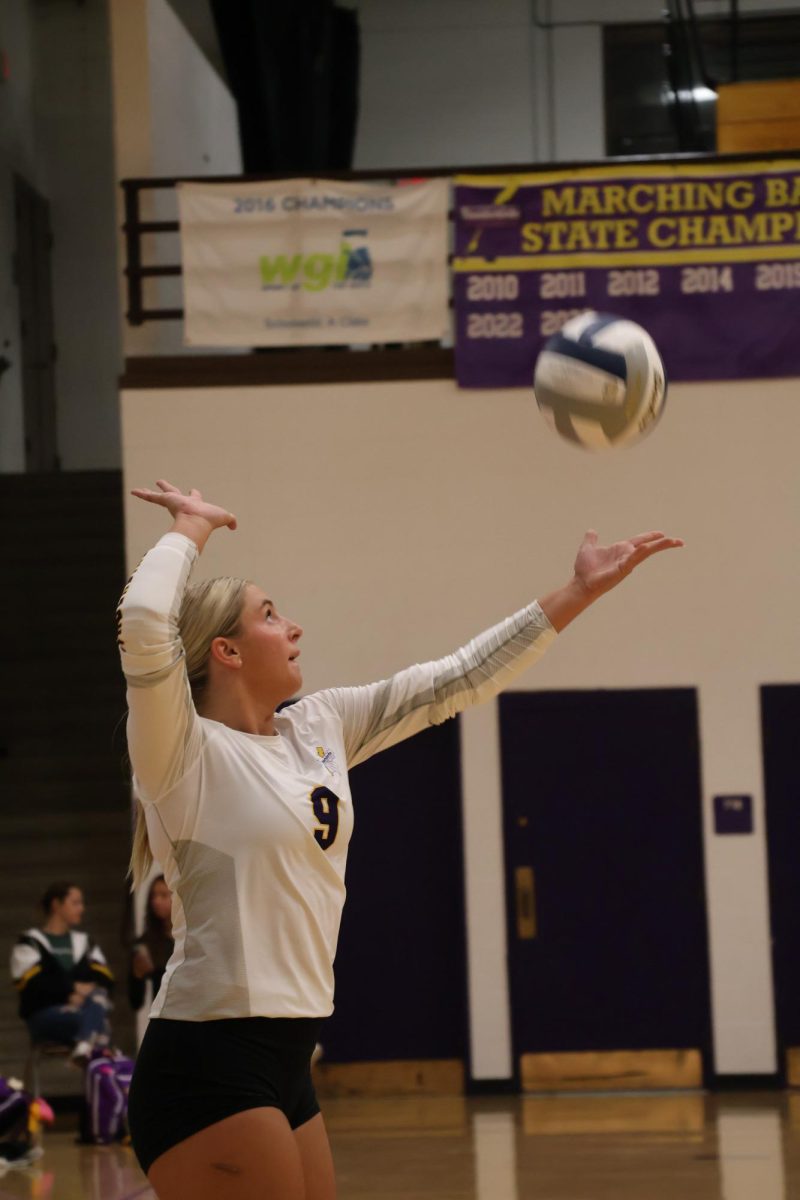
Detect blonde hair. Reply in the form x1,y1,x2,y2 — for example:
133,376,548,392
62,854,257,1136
129,576,250,889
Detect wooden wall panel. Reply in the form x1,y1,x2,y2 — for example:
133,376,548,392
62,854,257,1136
718,80,800,153
520,1049,703,1093
315,1059,465,1097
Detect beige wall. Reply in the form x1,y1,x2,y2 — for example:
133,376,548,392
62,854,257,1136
1,0,240,472
355,0,800,168
110,0,242,360
121,375,800,1075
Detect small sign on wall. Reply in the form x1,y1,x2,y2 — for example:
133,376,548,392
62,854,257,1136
714,794,754,835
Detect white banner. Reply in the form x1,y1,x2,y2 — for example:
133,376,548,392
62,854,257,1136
177,177,450,346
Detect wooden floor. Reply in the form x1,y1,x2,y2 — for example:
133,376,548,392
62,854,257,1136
1,1091,798,1199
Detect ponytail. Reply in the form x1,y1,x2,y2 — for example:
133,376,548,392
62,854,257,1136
127,575,249,890
128,800,153,891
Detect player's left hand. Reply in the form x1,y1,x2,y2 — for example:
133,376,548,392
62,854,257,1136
573,529,684,598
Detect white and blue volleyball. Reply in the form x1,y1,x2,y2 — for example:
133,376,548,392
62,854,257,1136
533,311,667,450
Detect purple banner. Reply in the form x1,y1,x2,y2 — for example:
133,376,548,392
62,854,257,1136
453,161,800,388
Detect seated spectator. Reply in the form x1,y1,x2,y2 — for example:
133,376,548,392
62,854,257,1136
9,882,114,1063
128,875,173,1012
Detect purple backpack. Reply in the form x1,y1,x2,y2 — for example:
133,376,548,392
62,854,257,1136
84,1050,134,1144
0,1078,30,1141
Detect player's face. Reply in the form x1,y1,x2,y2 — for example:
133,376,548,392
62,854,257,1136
149,880,172,923
55,887,85,928
235,584,303,700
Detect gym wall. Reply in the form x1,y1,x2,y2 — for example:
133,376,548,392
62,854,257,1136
120,374,800,1077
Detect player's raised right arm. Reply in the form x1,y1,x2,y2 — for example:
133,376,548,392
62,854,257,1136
116,481,237,801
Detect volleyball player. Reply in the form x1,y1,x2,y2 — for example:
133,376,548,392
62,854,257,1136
118,479,682,1200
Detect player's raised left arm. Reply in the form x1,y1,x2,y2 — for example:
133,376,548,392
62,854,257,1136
538,529,684,632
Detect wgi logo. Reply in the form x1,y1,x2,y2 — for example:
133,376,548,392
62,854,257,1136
259,230,373,293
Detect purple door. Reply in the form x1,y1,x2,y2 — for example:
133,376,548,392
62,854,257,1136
499,689,712,1086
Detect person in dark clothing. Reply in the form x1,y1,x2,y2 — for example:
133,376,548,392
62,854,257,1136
10,882,114,1061
128,875,173,1012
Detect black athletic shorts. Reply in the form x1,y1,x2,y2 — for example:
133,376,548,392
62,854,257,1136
127,1016,322,1175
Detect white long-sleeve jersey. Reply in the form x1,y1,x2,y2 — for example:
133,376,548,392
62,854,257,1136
116,532,556,1020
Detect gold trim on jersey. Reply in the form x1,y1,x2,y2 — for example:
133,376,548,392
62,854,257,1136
14,965,42,991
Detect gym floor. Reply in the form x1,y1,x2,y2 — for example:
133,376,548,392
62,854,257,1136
0,1090,796,1199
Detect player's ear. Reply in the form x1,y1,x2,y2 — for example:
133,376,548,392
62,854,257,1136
209,637,242,669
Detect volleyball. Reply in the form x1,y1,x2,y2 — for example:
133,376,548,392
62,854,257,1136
533,312,667,450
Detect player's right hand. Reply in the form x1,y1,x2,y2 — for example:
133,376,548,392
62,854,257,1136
131,479,237,531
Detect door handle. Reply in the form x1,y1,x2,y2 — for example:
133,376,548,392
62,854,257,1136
515,866,537,940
